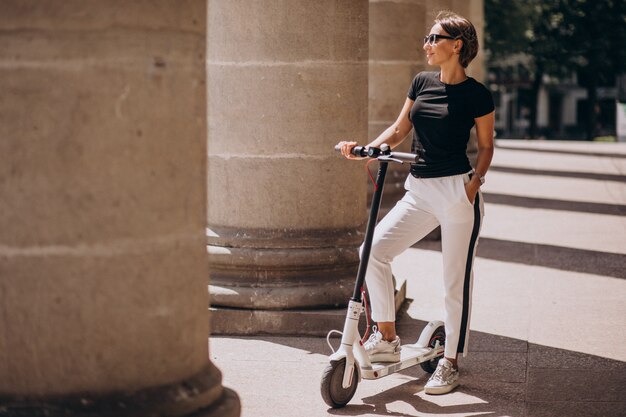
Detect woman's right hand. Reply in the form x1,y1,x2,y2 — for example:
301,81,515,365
336,141,364,160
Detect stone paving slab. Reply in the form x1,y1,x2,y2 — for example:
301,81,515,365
526,368,625,403
525,401,626,417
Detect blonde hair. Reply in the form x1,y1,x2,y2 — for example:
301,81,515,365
434,11,478,68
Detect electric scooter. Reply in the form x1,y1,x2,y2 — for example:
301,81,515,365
320,143,446,408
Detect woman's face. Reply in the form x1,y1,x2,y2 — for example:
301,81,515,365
423,23,458,67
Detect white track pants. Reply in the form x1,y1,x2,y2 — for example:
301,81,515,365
362,172,484,358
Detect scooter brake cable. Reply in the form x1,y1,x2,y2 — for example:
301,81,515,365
326,330,343,353
366,159,379,191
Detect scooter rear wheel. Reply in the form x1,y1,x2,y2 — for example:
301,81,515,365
320,358,358,408
420,325,446,373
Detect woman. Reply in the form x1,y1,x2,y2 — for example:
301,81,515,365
337,11,494,395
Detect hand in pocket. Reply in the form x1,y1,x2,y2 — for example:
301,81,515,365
464,181,479,205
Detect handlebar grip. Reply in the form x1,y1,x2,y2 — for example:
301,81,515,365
334,144,369,157
335,144,415,161
352,146,369,157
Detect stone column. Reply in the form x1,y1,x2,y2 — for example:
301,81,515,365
369,0,427,215
207,0,369,333
426,0,486,165
369,0,485,225
450,0,486,82
0,2,239,416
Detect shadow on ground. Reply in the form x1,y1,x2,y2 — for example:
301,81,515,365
250,299,626,417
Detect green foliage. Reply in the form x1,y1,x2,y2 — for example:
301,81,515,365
484,0,533,59
486,0,626,139
486,0,626,81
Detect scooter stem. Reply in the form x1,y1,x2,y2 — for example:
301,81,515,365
351,160,389,302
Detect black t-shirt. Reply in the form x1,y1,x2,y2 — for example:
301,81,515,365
407,71,494,178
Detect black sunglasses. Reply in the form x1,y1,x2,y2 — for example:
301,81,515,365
423,34,458,45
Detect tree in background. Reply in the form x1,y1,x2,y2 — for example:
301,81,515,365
485,0,626,140
558,0,626,140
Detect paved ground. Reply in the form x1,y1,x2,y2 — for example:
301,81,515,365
211,140,626,417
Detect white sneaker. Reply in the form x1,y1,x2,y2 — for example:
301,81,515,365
363,327,401,363
424,358,459,394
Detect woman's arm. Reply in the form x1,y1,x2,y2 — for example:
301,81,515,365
465,111,495,202
338,98,414,159
367,98,414,149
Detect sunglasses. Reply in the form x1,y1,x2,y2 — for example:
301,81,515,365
423,34,458,46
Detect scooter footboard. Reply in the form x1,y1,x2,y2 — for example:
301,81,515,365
360,345,441,380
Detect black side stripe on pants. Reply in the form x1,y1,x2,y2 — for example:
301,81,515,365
457,192,481,353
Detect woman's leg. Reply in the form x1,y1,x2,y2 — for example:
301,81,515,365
438,179,484,362
423,174,483,394
364,188,438,341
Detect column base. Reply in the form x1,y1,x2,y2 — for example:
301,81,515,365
210,280,407,336
190,388,240,417
0,363,240,417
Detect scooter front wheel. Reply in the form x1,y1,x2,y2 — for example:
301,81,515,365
320,358,359,408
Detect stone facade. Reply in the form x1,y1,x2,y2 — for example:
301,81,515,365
0,1,238,416
207,0,369,325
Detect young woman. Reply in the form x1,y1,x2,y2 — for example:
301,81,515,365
337,11,495,395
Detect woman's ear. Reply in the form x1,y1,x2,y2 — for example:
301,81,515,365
454,39,463,53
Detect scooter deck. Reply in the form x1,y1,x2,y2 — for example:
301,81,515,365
360,344,444,380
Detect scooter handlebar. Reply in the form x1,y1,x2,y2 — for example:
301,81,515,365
334,144,418,163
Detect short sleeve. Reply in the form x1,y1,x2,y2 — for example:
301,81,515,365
407,73,422,101
473,83,495,118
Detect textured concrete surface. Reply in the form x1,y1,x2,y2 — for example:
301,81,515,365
209,281,406,336
212,140,626,416
207,0,369,313
0,2,239,416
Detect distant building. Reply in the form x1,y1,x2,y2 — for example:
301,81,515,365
488,53,619,140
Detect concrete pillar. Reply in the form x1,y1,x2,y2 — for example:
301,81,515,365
369,0,427,213
369,0,485,226
425,0,486,164
0,2,239,416
425,0,485,81
456,0,486,164
207,1,369,333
